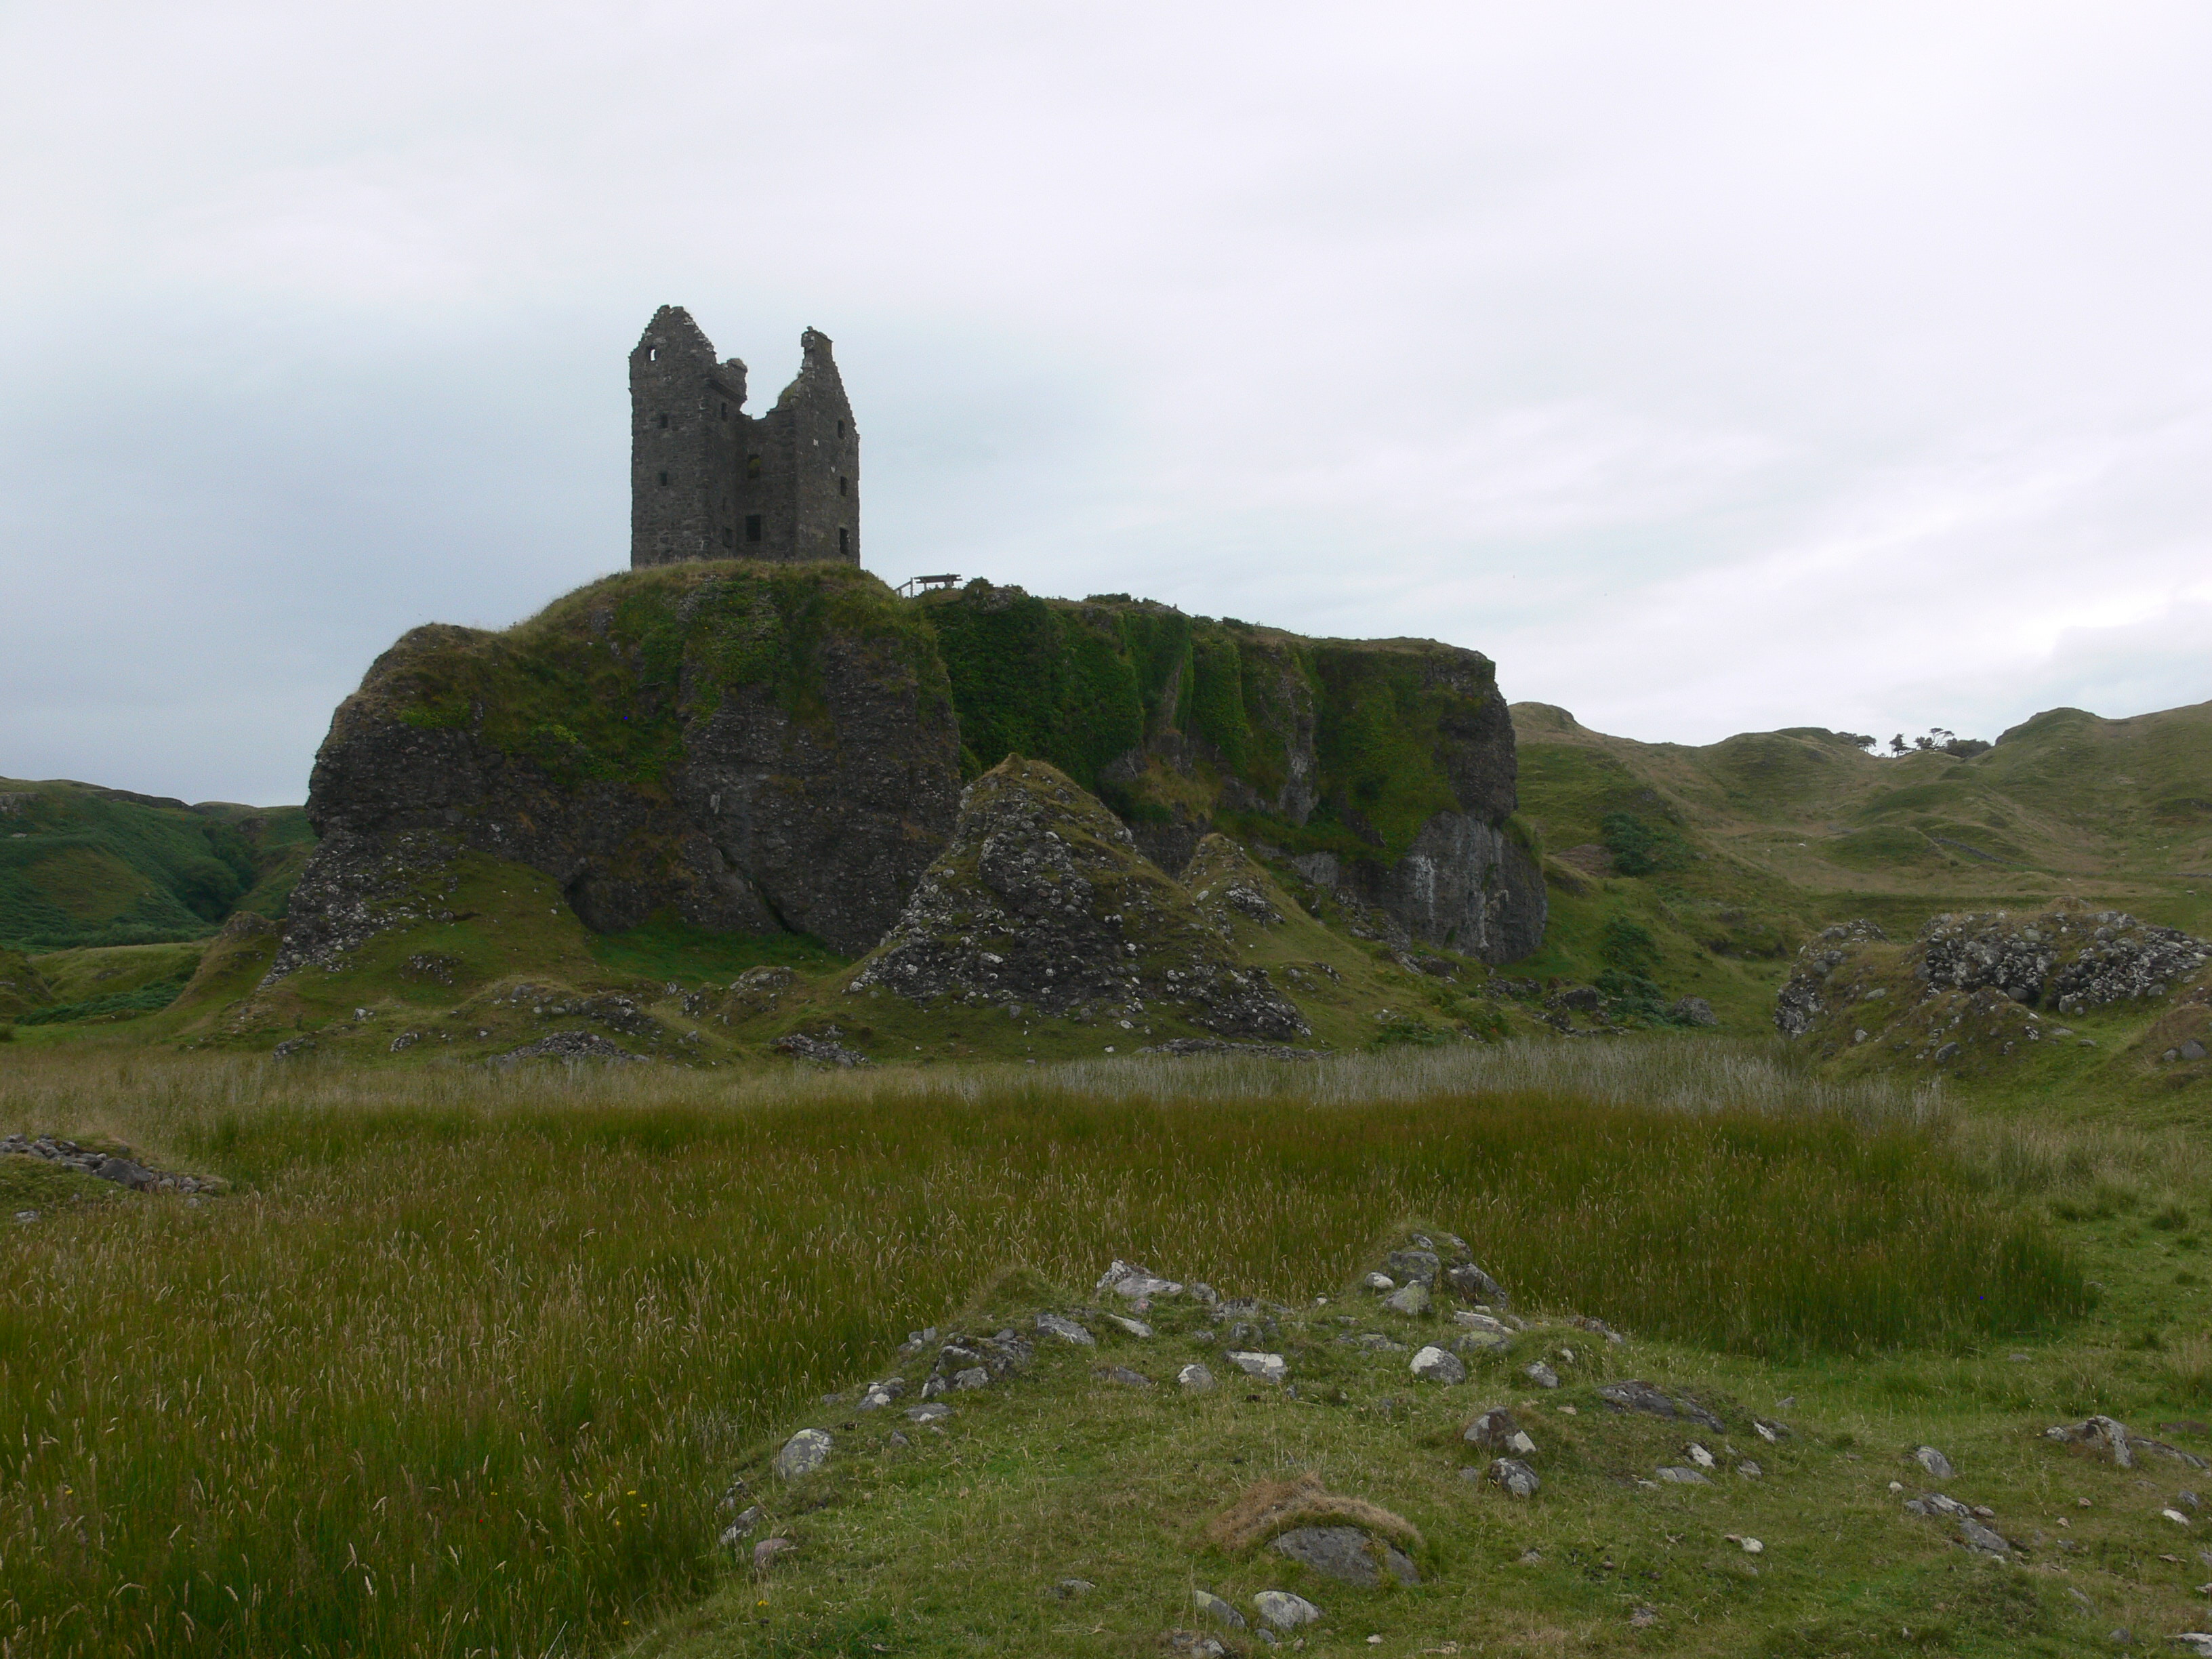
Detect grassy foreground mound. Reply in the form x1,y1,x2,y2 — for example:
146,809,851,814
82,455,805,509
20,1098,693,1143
0,1042,2148,1659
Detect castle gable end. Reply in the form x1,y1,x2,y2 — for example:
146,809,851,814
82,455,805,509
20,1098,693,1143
630,307,859,570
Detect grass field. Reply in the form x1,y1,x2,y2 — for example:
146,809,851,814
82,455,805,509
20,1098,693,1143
0,1041,2122,1658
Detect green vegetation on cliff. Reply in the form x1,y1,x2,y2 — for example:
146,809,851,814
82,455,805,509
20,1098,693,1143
382,562,950,794
924,584,1503,870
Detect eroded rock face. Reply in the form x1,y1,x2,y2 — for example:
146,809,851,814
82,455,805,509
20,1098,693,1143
1774,907,2212,1050
273,567,960,975
1774,920,1890,1038
1913,909,2209,1012
850,758,1309,1042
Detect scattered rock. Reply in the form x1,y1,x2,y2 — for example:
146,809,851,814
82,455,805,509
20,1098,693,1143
1567,1313,1623,1343
773,1429,832,1479
1685,1442,1716,1469
1105,1314,1154,1338
1443,1261,1510,1306
1178,1363,1216,1391
1051,1578,1095,1600
771,1031,872,1067
1670,996,1719,1027
1959,1518,2011,1556
1599,1379,1725,1431
1362,1271,1395,1292
2043,1415,2206,1470
1915,1445,1956,1480
271,1035,316,1059
1037,1311,1096,1345
1098,1260,1185,1300
1409,1345,1465,1385
1486,1458,1540,1498
905,1403,952,1424
1193,1589,1246,1629
1162,1631,1227,1658
718,1505,763,1548
1524,1361,1559,1389
1097,1365,1154,1388
1738,1461,1763,1478
1463,1408,1538,1457
1272,1525,1419,1588
1340,1332,1405,1353
1453,1330,1511,1357
495,1029,635,1065
0,1134,223,1195
1252,1591,1323,1631
1227,1351,1288,1384
1656,1467,1711,1485
753,1538,796,1570
1384,1248,1439,1286
1382,1282,1431,1317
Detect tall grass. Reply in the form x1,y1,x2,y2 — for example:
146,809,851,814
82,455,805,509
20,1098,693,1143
0,1044,2078,1658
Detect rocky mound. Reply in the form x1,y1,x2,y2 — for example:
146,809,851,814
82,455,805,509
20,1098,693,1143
1774,907,2212,1070
848,758,1310,1042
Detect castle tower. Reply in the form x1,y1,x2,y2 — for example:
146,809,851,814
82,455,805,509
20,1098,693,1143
630,308,859,570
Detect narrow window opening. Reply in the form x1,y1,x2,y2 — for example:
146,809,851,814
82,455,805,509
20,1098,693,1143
838,475,848,497
658,470,670,486
836,419,845,437
722,527,734,548
839,527,850,556
746,454,762,479
657,412,668,429
648,346,657,361
720,402,729,419
745,515,762,543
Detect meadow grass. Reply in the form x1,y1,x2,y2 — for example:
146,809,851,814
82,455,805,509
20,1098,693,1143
0,1043,2083,1658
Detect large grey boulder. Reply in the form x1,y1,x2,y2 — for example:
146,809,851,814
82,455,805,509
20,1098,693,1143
1409,1345,1466,1385
1271,1525,1420,1587
773,1429,832,1479
1251,1591,1322,1630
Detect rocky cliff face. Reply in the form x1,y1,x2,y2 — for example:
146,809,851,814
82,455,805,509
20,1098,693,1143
275,564,959,975
279,565,1544,983
924,586,1544,962
849,758,1309,1041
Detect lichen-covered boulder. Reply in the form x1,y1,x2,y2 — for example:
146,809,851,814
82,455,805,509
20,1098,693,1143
849,758,1309,1042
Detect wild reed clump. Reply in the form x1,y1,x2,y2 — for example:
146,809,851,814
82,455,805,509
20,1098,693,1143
0,1043,2081,1658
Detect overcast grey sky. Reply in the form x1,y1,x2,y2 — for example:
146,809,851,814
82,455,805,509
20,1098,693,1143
5,2,2210,804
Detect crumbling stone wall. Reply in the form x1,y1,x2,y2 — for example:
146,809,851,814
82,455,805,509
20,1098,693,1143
630,308,859,569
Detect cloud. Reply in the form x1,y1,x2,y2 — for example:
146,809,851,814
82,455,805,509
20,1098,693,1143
2,2,2211,800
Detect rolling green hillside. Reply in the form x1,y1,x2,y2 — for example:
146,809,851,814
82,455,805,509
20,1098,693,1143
1509,698,2212,1105
0,779,313,953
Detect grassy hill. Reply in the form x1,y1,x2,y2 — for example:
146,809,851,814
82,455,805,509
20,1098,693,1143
0,777,313,953
1506,699,2212,1058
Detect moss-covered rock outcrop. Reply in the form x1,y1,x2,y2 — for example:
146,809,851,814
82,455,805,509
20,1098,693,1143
279,562,960,970
922,583,1542,961
279,563,1542,982
849,756,1309,1040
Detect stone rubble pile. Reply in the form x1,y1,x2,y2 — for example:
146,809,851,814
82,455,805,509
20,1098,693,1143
2,1134,223,1200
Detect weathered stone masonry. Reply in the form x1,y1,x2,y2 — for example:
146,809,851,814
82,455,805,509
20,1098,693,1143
630,306,859,569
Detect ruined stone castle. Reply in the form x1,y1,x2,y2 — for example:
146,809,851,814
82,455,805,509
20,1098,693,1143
630,306,859,569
